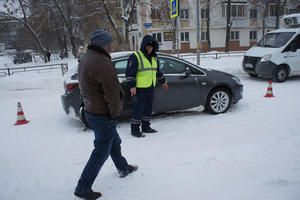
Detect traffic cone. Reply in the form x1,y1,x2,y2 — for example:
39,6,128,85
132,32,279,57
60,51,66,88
14,102,30,125
264,80,274,98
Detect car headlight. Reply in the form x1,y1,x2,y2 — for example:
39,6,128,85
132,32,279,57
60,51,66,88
260,54,272,62
232,76,242,85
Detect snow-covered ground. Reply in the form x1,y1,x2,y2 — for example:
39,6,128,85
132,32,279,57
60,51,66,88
1,55,300,200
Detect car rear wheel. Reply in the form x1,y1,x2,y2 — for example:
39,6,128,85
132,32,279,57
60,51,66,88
205,88,232,114
273,66,288,82
79,106,90,129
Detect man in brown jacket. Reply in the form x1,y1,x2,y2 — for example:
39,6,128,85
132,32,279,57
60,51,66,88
74,29,138,200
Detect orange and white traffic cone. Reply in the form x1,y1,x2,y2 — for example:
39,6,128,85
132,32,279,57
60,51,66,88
264,80,274,98
14,102,30,125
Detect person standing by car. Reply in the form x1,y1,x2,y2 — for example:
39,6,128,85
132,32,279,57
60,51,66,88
126,35,168,138
74,29,138,200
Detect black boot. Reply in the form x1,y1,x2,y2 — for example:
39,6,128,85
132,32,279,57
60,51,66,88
119,165,138,178
131,130,145,138
74,190,102,200
142,127,157,133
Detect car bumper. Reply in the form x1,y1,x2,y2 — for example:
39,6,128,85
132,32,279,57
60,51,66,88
242,56,260,75
232,84,243,104
61,89,83,119
255,61,277,78
243,56,277,78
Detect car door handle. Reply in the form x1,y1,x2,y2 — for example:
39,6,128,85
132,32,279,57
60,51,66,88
202,82,207,85
285,55,296,58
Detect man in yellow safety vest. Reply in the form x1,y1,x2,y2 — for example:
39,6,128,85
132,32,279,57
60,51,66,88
126,35,168,138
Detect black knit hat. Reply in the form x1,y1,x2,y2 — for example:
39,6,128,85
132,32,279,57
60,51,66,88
90,29,114,47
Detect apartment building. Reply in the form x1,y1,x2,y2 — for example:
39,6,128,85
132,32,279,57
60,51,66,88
127,0,300,53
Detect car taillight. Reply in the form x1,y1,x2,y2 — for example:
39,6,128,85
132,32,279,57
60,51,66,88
64,82,78,92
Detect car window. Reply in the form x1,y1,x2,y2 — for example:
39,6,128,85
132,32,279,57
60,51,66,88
256,32,295,48
287,34,300,51
190,66,204,75
114,59,127,74
159,57,186,74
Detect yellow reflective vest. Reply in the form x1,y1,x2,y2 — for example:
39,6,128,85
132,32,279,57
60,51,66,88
133,50,157,88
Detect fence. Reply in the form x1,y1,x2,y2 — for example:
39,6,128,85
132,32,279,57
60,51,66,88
178,51,245,60
0,63,68,76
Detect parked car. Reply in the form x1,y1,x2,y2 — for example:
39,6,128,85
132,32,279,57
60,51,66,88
13,51,32,64
61,52,243,127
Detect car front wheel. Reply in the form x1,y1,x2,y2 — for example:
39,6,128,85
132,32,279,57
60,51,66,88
273,66,288,82
205,88,232,114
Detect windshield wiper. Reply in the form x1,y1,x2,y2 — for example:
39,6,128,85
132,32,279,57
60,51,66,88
263,44,274,48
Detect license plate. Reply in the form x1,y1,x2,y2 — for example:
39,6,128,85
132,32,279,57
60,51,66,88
245,63,253,68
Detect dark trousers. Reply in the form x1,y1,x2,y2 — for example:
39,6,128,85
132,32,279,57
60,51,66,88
131,87,154,132
75,112,129,194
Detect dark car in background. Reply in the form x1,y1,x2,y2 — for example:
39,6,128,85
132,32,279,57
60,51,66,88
61,52,243,126
13,51,32,64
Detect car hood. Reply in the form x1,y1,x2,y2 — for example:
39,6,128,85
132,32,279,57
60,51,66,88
245,46,278,57
202,68,235,78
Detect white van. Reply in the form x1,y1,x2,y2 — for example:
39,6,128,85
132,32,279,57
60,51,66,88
243,14,300,82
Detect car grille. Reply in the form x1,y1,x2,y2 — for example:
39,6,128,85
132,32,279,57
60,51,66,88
243,56,261,68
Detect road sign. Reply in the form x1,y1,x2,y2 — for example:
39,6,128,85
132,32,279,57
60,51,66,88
144,23,152,29
170,0,178,18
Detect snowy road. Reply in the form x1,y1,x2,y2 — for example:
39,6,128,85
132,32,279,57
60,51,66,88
1,56,300,200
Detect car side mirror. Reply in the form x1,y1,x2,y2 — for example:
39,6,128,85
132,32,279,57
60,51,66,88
185,67,191,76
291,46,297,52
288,42,298,52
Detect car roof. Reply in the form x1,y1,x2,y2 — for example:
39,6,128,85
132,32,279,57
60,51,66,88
269,28,300,33
111,51,182,60
64,51,204,79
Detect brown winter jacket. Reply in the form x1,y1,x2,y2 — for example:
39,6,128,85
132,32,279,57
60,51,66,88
78,45,123,119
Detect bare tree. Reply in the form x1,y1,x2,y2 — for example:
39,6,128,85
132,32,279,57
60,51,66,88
122,0,138,50
275,0,288,29
101,0,124,50
150,0,176,52
0,0,48,61
225,0,231,52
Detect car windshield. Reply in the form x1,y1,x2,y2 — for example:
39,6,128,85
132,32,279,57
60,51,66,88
256,32,295,48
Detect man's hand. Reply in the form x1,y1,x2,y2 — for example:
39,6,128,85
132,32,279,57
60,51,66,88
162,82,168,91
130,87,136,96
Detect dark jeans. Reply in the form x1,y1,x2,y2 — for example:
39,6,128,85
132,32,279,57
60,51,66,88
131,87,154,132
75,112,129,194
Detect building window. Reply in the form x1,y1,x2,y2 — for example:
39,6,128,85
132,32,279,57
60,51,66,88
153,33,162,43
180,9,189,19
201,8,209,19
269,4,277,17
151,7,161,19
114,1,121,7
201,31,208,41
250,9,257,19
231,5,245,17
230,31,239,40
250,31,257,40
222,4,245,17
181,32,189,42
222,5,225,17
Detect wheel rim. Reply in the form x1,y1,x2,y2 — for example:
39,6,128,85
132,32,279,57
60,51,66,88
79,106,84,119
210,91,230,113
276,69,287,81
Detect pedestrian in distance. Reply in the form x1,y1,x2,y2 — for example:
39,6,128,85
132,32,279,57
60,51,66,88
74,29,138,200
126,35,168,138
77,45,86,62
45,51,51,62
